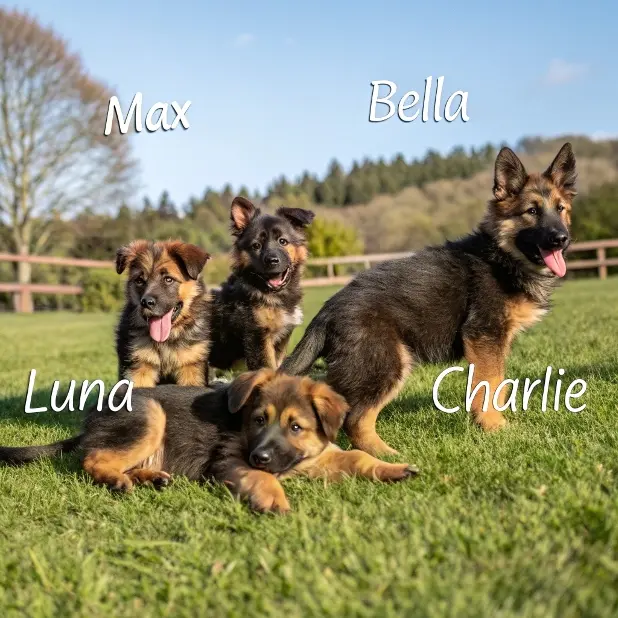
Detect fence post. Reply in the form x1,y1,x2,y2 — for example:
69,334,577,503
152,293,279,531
598,247,607,280
327,263,334,279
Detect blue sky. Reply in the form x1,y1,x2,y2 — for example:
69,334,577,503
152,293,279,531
13,0,618,208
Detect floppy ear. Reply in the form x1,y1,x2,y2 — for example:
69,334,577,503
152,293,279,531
230,196,258,234
168,242,210,279
543,142,577,197
493,147,527,201
115,240,150,274
304,379,349,442
227,369,277,414
276,207,315,229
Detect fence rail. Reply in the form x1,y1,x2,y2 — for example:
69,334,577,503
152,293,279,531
1,239,617,312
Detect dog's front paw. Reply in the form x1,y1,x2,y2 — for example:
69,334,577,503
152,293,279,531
376,462,420,483
477,411,508,431
249,485,291,514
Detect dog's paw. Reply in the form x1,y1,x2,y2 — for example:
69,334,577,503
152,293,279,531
377,463,420,483
249,487,291,514
477,412,508,432
107,474,133,493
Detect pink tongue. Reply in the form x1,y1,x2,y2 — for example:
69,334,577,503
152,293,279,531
269,277,284,288
539,248,567,278
149,310,173,342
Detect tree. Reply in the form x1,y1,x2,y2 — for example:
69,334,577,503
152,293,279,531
0,9,136,311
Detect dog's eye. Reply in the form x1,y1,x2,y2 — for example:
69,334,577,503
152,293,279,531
526,207,538,215
135,277,145,286
251,242,261,251
290,422,302,433
279,238,288,246
254,415,265,426
557,204,565,213
164,276,174,284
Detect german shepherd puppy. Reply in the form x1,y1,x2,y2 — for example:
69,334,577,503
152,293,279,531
209,197,315,371
281,144,577,455
0,371,418,513
115,240,211,387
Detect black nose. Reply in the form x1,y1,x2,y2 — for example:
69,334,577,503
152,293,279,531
250,450,272,468
549,231,569,248
140,296,156,309
265,255,280,267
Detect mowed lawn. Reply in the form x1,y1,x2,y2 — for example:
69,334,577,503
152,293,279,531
1,279,618,617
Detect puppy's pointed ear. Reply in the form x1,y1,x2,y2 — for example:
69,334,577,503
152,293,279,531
228,369,277,414
168,242,210,279
544,142,577,197
115,240,149,274
303,378,349,442
230,196,258,235
493,147,527,201
276,207,315,229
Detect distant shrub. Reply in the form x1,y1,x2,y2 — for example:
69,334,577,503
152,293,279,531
306,218,364,258
80,269,125,312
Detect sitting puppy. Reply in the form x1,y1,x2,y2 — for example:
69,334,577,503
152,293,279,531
115,240,211,387
208,197,314,372
0,371,418,513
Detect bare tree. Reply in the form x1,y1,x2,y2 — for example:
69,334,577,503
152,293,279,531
0,9,137,312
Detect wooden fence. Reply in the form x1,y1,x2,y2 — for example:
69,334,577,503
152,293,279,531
1,238,618,312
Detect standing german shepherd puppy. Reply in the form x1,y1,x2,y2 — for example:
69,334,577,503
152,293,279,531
209,197,315,371
116,240,211,387
281,144,577,455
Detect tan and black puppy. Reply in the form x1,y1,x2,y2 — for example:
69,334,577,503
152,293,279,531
209,197,314,372
0,371,418,513
115,239,211,387
282,144,577,455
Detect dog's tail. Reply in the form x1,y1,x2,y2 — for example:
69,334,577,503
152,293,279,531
280,315,328,376
0,434,82,466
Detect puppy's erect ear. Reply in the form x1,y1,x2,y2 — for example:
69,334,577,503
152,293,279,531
493,147,527,201
115,240,150,274
230,196,258,234
543,142,577,197
304,378,349,442
228,369,277,414
168,242,210,280
276,207,316,229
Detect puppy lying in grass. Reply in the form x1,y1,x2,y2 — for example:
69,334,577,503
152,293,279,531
0,371,418,513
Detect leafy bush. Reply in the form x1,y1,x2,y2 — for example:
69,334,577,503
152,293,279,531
305,217,364,258
80,269,125,312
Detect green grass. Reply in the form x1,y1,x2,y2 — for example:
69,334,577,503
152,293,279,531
1,279,618,617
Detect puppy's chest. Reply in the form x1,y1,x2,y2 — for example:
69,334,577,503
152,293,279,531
505,296,547,341
131,336,207,372
253,304,303,341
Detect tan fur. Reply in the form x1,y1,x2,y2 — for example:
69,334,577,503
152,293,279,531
344,343,412,455
463,337,507,430
287,443,414,482
505,296,547,346
82,401,166,491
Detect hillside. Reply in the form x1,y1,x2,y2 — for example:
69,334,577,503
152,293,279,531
312,149,618,252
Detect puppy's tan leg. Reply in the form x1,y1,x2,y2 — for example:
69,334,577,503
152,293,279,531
342,343,411,456
175,362,206,386
463,337,508,431
82,401,166,492
127,363,160,387
221,458,290,513
297,444,419,482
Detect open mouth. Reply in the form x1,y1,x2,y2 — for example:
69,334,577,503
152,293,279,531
147,302,183,343
537,247,567,278
265,267,291,291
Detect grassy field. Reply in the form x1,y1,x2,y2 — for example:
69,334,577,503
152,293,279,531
1,279,618,617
